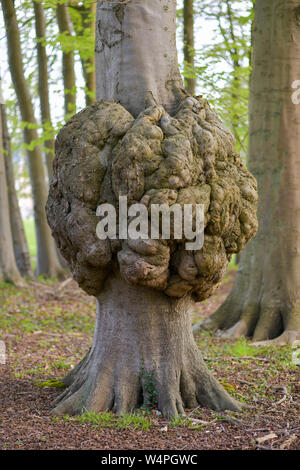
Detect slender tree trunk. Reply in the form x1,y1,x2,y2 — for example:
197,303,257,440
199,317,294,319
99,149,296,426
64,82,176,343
0,96,24,287
2,0,64,278
183,0,196,95
196,0,300,345
52,0,242,417
56,3,76,117
70,2,96,106
33,0,55,180
1,101,33,279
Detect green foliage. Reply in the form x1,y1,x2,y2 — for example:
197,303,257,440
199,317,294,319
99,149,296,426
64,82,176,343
139,362,158,410
182,0,254,161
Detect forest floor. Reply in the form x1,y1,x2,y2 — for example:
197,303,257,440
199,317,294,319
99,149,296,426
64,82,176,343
0,270,299,450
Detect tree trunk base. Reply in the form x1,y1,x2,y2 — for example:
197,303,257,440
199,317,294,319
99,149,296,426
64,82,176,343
52,274,241,418
193,275,300,346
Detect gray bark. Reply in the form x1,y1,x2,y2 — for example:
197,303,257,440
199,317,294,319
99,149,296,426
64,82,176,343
47,0,257,417
95,0,185,117
53,274,241,417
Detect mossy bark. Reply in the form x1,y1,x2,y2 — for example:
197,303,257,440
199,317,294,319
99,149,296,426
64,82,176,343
194,0,300,345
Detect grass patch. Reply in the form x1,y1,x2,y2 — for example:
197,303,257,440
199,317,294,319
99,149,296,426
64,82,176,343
64,409,152,431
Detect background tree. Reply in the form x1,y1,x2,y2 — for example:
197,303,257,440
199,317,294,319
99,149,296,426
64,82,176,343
196,0,300,345
0,82,24,286
46,0,258,417
183,0,196,95
69,0,96,106
33,0,55,180
56,0,76,118
1,0,64,278
1,98,33,279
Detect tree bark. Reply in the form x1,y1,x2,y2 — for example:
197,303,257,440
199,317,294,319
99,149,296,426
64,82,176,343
51,0,247,418
56,3,76,117
2,0,64,278
33,0,55,180
183,0,196,95
95,0,185,117
1,101,33,279
0,95,24,287
53,274,240,417
195,0,300,345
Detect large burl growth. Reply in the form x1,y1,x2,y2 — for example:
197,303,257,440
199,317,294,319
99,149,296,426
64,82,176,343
46,95,258,417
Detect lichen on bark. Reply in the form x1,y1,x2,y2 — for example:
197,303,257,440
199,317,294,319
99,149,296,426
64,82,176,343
47,96,258,300
46,94,258,417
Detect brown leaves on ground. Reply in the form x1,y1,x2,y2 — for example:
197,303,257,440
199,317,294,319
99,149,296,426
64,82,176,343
0,272,299,450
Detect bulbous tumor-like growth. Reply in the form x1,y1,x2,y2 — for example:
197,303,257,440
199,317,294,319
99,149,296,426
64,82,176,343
47,96,258,299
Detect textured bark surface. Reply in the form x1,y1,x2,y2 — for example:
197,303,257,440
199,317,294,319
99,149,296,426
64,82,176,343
52,274,241,417
195,0,300,345
46,0,258,417
47,97,257,299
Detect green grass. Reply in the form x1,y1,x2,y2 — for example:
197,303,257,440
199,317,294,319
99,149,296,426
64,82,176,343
62,409,152,431
23,218,37,271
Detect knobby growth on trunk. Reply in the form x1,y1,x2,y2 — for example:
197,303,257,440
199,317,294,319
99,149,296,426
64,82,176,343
46,0,258,417
195,0,300,346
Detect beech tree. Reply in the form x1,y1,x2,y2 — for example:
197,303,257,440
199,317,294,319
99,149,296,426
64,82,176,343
46,0,258,417
183,0,196,95
2,0,64,278
0,86,24,286
196,0,300,345
1,99,33,279
34,0,55,180
56,1,76,117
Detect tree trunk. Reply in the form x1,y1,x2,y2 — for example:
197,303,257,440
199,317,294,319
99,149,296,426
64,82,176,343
33,0,55,180
0,96,24,287
95,0,185,117
70,2,96,106
2,0,64,278
195,0,300,345
53,274,240,417
52,0,245,418
56,3,76,117
1,101,33,279
183,0,196,95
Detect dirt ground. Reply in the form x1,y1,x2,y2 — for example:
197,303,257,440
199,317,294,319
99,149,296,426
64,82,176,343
0,271,299,450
